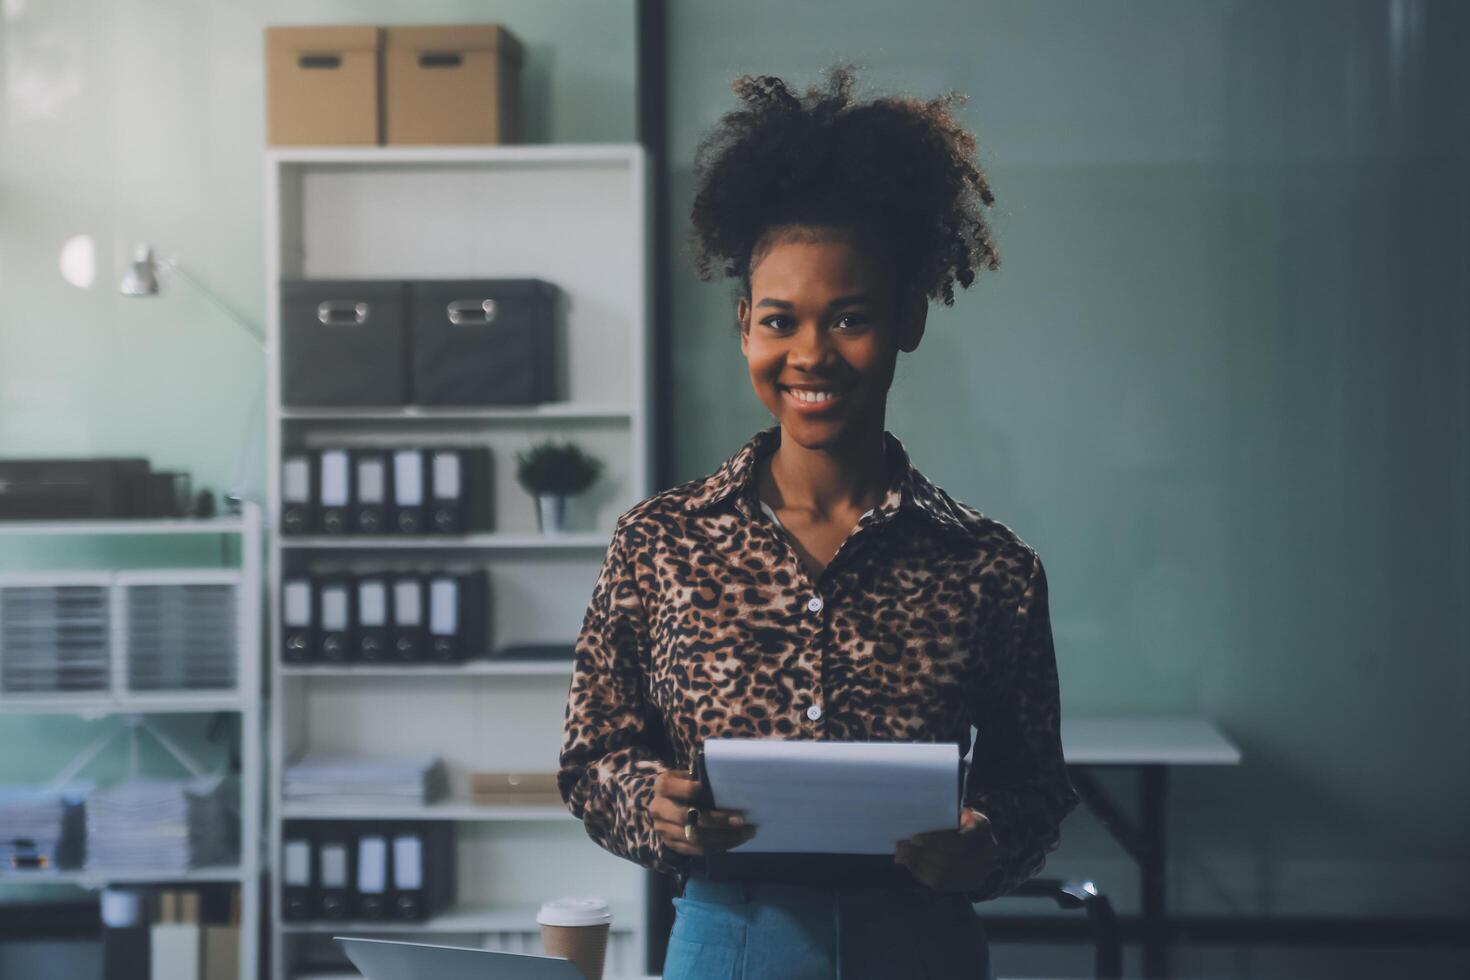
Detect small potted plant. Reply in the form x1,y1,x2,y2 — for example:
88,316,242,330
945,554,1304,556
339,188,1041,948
515,439,603,534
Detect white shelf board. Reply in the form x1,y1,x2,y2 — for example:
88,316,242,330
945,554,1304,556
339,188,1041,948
280,903,636,935
267,143,640,168
280,799,572,822
278,533,609,551
1,864,245,887
0,517,246,537
282,660,571,678
0,693,249,716
279,403,633,423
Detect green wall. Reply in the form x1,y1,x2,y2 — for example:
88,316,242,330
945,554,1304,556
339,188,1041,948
663,0,1469,918
2,0,1466,924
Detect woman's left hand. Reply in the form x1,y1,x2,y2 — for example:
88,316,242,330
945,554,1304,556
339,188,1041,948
894,808,1000,892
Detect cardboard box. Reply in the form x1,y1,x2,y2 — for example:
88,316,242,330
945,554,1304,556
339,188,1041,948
384,25,524,145
266,26,381,145
469,771,561,807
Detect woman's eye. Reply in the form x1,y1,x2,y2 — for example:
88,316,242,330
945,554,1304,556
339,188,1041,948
835,314,867,330
761,316,792,330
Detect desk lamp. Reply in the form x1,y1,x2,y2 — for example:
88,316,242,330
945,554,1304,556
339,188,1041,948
119,243,264,514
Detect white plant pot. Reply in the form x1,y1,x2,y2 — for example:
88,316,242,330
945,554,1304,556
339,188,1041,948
536,493,568,534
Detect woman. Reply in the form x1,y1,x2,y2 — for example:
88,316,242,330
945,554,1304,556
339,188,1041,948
558,67,1077,979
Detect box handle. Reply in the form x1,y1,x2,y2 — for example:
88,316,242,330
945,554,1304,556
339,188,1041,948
446,299,498,326
317,302,371,326
419,53,464,69
298,54,343,70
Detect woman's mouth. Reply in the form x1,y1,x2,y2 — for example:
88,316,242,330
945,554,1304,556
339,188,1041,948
781,385,847,413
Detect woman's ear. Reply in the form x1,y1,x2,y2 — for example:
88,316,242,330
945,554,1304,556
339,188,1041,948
897,292,927,353
737,295,751,354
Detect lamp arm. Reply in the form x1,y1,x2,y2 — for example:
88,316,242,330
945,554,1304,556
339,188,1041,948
155,254,267,507
160,257,266,349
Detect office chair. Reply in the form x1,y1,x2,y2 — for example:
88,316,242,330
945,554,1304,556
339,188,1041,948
1003,877,1122,979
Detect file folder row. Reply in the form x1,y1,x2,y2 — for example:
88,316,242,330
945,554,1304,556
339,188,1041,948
281,820,455,922
281,570,488,664
281,447,492,536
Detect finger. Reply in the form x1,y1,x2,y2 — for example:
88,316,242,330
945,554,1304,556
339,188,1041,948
654,820,752,854
681,825,749,847
908,858,951,891
699,826,758,855
698,809,748,829
653,820,706,856
659,835,703,856
919,850,990,892
901,841,957,885
903,859,943,889
908,831,985,859
649,796,694,827
655,771,704,803
919,831,997,865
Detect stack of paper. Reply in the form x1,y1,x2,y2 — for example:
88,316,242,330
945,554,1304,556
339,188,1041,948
702,739,959,854
86,776,239,874
0,785,87,870
284,754,448,807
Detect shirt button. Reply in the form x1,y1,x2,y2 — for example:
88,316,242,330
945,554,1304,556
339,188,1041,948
806,704,823,721
806,595,824,613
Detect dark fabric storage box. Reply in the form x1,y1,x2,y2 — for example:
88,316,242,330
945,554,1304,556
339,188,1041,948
409,279,556,405
282,280,409,406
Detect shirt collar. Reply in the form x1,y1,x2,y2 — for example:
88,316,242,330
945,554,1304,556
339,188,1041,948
682,424,967,533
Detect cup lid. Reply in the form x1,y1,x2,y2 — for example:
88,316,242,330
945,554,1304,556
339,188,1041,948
537,896,612,927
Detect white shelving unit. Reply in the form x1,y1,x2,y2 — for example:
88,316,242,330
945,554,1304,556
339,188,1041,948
265,144,652,980
0,508,264,980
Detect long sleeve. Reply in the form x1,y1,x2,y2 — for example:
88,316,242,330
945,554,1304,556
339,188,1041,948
963,551,1079,900
557,521,689,876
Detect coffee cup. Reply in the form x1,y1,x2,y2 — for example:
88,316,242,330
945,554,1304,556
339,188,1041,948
537,896,612,980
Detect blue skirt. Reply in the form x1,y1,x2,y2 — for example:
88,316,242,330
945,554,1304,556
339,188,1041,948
663,877,994,980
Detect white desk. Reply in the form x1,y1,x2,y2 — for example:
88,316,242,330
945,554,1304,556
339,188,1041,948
1063,717,1242,766
1060,716,1242,979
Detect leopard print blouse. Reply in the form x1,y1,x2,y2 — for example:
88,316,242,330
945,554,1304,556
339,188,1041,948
557,424,1078,900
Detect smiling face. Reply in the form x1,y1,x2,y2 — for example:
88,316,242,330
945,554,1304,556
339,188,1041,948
738,224,926,451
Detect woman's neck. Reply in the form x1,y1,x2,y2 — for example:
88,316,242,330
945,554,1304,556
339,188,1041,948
759,424,889,520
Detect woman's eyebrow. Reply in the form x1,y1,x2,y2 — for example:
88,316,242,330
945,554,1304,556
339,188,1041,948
754,294,875,310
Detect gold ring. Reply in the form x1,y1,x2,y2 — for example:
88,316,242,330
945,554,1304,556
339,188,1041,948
685,807,700,828
683,823,694,842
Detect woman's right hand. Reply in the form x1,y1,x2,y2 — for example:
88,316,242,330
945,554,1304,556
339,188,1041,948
651,769,757,857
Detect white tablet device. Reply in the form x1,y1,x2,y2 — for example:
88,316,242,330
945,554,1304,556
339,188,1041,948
336,937,587,980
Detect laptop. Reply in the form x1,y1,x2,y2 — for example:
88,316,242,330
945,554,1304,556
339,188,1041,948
336,937,587,980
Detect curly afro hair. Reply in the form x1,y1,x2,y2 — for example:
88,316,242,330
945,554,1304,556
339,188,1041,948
688,65,999,312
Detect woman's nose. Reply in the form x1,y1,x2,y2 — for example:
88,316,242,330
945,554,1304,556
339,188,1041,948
788,322,833,367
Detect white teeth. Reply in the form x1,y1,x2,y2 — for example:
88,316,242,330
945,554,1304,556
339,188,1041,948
788,389,836,404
